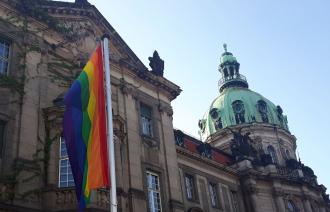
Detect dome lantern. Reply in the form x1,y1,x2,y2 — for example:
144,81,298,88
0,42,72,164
218,44,248,92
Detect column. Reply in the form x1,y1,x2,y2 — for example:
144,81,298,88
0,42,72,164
319,206,326,212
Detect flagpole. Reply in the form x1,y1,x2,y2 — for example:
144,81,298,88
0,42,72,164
102,34,117,212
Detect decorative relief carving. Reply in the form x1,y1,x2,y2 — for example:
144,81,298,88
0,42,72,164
113,115,126,141
55,188,77,206
245,184,258,195
119,78,129,95
157,103,165,113
97,189,110,209
157,103,173,117
273,188,284,197
166,106,173,117
229,128,257,161
0,182,14,202
250,136,263,153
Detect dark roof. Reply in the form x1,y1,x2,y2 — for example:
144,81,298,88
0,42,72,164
174,129,233,166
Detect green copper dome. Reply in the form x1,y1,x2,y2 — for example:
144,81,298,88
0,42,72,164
198,45,289,141
198,87,289,140
220,52,237,64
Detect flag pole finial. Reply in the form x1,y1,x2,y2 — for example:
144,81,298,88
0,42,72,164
102,34,110,40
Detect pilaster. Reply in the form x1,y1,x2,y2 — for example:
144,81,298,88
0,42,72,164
273,188,286,212
243,179,260,212
302,196,312,212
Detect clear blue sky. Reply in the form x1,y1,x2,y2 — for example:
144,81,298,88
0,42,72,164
86,0,330,190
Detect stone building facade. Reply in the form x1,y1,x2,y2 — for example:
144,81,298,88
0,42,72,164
0,0,329,211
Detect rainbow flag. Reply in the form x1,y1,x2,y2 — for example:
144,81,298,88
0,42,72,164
63,45,109,209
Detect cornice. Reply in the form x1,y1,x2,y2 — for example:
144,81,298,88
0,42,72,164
248,171,323,194
208,123,296,143
115,58,181,101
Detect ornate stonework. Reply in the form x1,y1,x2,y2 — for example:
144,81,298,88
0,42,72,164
0,1,328,212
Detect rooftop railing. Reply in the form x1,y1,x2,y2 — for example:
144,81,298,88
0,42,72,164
218,73,247,88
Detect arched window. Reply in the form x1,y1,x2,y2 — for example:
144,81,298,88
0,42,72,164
286,150,291,159
287,200,297,212
223,67,228,78
210,108,223,130
267,145,278,165
210,108,219,120
229,66,234,77
232,100,245,124
0,38,10,75
198,119,206,132
215,117,223,130
257,100,268,123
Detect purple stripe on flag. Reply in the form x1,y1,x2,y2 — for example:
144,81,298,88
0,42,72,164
63,81,87,208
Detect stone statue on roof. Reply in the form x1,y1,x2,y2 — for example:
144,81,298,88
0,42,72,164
149,50,164,77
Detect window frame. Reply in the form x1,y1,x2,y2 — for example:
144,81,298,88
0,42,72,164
285,149,291,159
232,100,245,124
257,100,269,123
184,173,197,202
146,171,162,212
287,200,297,212
208,182,220,208
230,190,239,212
58,136,75,188
267,145,279,165
140,103,153,137
0,38,10,75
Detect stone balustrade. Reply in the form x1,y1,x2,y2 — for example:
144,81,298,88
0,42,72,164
276,166,318,187
96,188,110,209
51,187,111,210
55,187,77,210
0,181,14,203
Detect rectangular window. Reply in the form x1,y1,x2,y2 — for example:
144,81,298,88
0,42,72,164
0,120,5,158
231,191,239,212
140,103,153,136
185,174,195,201
59,137,75,188
0,39,10,75
147,171,162,212
209,182,219,207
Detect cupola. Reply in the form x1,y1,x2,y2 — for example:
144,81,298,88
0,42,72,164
218,44,248,92
198,45,289,141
